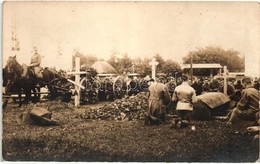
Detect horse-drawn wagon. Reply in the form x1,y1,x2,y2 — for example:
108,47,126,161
2,56,72,108
3,56,153,107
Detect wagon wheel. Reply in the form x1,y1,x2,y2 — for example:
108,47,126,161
80,77,99,104
128,80,139,95
91,79,101,103
139,80,149,92
104,81,114,100
47,78,61,100
55,78,72,102
113,76,128,99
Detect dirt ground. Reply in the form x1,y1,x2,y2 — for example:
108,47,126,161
2,100,259,162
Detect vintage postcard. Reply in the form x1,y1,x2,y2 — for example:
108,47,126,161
2,1,260,162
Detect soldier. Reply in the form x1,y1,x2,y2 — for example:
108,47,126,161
228,77,260,134
191,79,203,96
253,80,259,90
145,79,171,125
166,77,176,97
171,75,197,128
234,80,244,101
28,47,43,79
209,79,220,92
202,79,211,93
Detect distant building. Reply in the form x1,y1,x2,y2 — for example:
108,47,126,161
181,63,223,77
91,61,116,74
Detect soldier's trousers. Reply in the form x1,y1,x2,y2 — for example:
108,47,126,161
176,110,192,123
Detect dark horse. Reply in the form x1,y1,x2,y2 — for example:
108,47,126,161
40,67,61,101
3,56,62,108
3,56,39,107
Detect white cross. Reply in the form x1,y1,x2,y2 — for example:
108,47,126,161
149,58,159,81
66,56,86,107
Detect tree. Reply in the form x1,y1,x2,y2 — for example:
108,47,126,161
107,53,133,74
132,57,143,74
153,54,165,72
119,53,133,74
131,57,151,76
72,51,98,69
107,53,118,71
161,59,182,76
182,46,245,73
141,57,152,76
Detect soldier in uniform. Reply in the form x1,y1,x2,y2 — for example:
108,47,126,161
171,75,197,128
166,77,176,97
234,80,244,101
28,47,43,79
145,79,171,125
228,77,260,134
202,79,211,93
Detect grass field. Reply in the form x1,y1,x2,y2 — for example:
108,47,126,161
2,100,259,162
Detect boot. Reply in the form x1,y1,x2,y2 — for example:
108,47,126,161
176,120,182,128
144,115,151,125
170,118,180,128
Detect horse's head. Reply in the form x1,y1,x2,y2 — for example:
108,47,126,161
5,55,22,74
3,55,23,86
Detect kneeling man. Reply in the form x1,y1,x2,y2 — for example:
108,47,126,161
172,75,197,128
145,79,171,125
228,77,260,134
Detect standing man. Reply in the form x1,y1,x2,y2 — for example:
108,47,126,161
228,77,260,134
166,77,176,97
202,79,211,93
29,47,43,79
145,79,171,125
171,75,197,128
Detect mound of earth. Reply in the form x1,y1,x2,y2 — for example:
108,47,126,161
81,92,149,121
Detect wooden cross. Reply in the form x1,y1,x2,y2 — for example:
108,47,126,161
223,66,228,95
149,58,158,81
67,56,86,107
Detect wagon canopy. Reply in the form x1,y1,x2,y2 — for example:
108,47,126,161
91,61,117,74
197,92,230,109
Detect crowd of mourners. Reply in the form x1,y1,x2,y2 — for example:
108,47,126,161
142,74,260,140
126,75,259,98
64,69,260,139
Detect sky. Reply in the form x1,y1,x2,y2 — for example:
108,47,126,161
2,1,260,74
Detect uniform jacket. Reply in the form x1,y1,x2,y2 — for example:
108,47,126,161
202,82,210,92
172,81,197,111
30,53,41,67
236,87,260,119
148,82,170,117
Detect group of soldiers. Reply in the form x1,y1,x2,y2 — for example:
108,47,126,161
27,48,260,134
145,75,260,134
145,75,197,128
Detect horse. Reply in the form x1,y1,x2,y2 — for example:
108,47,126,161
40,67,62,100
3,56,64,108
21,65,63,101
3,56,39,107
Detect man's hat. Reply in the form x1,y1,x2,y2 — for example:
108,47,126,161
16,107,59,126
242,76,252,84
181,75,188,81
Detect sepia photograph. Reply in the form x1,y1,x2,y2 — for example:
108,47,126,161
2,1,260,162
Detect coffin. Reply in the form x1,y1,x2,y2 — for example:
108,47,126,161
192,92,231,120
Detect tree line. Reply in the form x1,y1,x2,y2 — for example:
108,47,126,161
72,46,245,76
